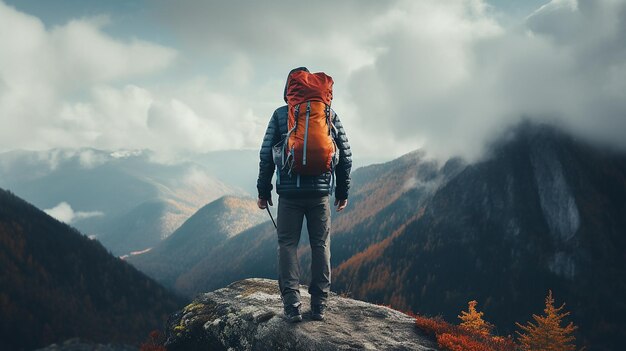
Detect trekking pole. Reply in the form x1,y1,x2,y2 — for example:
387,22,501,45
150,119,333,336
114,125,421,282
266,206,277,229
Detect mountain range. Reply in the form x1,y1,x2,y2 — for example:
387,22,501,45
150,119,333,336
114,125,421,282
0,148,242,256
332,122,626,350
125,122,625,350
127,195,269,287
2,121,623,350
127,141,467,297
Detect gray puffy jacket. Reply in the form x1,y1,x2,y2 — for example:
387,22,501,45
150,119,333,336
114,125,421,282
256,105,352,200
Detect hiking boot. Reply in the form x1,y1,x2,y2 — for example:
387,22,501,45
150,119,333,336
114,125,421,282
283,302,303,323
311,303,326,321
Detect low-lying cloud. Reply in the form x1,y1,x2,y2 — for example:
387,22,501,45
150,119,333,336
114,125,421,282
44,202,104,224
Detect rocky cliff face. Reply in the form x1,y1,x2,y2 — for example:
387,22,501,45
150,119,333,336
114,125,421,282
164,278,439,351
332,123,626,350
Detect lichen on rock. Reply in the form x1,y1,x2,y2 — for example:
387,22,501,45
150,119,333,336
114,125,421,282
164,278,438,351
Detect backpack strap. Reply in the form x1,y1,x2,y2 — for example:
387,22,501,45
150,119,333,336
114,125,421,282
329,142,337,196
325,105,331,135
302,101,311,166
329,108,338,137
284,104,300,174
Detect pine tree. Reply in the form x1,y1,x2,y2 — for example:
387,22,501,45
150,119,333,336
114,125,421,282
516,290,577,351
458,300,493,336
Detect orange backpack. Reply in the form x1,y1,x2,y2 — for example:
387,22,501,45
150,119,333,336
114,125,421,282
276,69,339,190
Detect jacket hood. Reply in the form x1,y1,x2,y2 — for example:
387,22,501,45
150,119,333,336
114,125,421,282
284,67,309,103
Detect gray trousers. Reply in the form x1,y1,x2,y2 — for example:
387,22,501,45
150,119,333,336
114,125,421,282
276,195,331,307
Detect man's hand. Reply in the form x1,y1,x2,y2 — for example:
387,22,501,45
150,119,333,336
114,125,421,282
334,198,348,212
257,197,273,209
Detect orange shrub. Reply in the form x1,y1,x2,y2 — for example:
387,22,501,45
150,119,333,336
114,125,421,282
414,313,518,351
375,302,517,351
438,332,494,351
140,330,166,351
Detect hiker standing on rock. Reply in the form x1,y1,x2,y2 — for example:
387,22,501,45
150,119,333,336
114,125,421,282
256,67,352,323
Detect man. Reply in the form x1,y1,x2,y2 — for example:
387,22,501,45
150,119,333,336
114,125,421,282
256,67,352,323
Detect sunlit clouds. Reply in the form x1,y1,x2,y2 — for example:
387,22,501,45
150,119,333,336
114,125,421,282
1,0,625,163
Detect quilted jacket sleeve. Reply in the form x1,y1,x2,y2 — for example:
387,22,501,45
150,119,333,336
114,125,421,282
257,110,280,200
332,112,352,200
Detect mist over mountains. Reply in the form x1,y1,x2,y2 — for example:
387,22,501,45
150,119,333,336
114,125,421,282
334,121,626,349
3,0,626,165
0,120,625,350
122,121,623,350
0,148,246,256
1,1,626,350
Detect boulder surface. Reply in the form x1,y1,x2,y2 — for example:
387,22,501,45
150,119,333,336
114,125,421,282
164,278,439,350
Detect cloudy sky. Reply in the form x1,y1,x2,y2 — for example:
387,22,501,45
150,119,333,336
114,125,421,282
1,0,625,163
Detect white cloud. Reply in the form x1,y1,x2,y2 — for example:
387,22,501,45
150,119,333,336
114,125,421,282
0,1,176,152
30,148,108,171
44,201,104,223
1,0,626,164
148,0,626,162
346,0,626,160
0,1,270,160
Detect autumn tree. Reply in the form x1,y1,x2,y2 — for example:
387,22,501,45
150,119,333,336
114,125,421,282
458,300,494,336
516,290,577,351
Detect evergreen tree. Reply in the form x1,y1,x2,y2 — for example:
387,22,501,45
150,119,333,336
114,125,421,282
516,290,577,351
458,300,493,336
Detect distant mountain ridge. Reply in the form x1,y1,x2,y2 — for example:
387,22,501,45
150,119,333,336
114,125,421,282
127,195,268,288
174,220,278,296
97,199,185,257
0,187,184,351
0,148,242,256
154,147,463,297
322,150,465,268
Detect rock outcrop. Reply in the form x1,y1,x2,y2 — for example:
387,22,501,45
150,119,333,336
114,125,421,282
165,278,439,351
